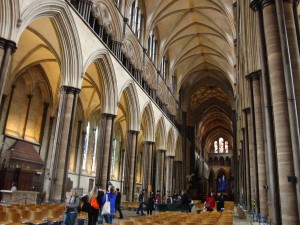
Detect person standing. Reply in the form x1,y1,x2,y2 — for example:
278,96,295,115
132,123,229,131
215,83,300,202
11,182,17,191
146,193,155,215
101,186,117,224
97,184,105,224
88,186,99,225
136,189,145,215
64,189,80,225
115,188,123,219
181,189,191,213
216,192,224,212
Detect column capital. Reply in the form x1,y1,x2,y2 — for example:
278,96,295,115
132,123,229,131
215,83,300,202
243,107,251,114
101,113,117,119
283,0,298,4
127,130,139,135
60,86,80,94
0,38,17,53
250,0,275,11
166,155,175,159
246,70,261,81
157,149,166,152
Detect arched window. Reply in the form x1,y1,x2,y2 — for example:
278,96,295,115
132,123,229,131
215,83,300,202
219,137,224,153
82,122,90,170
148,30,158,63
128,1,143,39
161,56,168,81
225,141,228,153
214,141,218,153
91,128,98,172
129,1,136,28
213,137,229,153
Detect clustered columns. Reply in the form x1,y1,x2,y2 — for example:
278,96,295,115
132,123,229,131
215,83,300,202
0,38,17,106
246,71,268,216
95,113,116,190
123,130,139,201
165,155,175,197
142,141,155,196
251,0,300,224
156,149,166,199
48,86,80,201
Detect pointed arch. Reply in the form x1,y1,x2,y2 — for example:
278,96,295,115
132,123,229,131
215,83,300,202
140,101,155,142
83,49,118,115
0,0,20,39
119,81,140,131
17,0,83,88
155,116,167,150
94,0,122,41
166,128,175,156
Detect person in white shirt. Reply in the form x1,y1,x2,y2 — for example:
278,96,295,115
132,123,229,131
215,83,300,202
11,182,17,191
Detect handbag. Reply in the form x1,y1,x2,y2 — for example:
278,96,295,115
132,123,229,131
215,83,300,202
205,198,211,208
101,194,111,215
91,197,100,210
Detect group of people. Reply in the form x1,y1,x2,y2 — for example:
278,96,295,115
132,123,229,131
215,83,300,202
136,189,156,216
204,192,225,212
180,190,225,213
64,184,123,225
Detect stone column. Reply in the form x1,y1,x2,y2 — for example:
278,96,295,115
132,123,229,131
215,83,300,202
156,149,165,199
48,86,80,201
142,141,154,195
0,38,17,106
168,156,175,196
165,156,171,196
247,70,268,215
123,130,139,201
246,72,260,214
255,1,299,224
94,113,115,189
277,1,300,221
232,110,239,204
250,1,280,223
242,109,251,210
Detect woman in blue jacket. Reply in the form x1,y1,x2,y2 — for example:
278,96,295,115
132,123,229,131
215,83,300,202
102,186,117,224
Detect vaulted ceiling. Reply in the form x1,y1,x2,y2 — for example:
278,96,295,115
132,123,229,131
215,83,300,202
143,0,236,152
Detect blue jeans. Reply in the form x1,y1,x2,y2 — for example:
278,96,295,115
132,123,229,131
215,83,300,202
98,207,103,224
64,212,77,225
137,202,144,214
103,215,113,224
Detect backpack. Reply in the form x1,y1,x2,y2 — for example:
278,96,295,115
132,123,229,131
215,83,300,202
91,197,100,209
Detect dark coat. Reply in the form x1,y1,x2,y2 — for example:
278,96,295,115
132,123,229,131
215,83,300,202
146,196,155,210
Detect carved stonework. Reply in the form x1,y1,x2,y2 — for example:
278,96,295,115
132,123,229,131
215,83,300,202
168,96,176,115
92,1,113,36
122,39,136,64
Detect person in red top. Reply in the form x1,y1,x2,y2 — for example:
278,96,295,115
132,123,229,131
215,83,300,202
205,192,216,211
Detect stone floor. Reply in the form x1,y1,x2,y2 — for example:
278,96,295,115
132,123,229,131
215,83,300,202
107,205,256,225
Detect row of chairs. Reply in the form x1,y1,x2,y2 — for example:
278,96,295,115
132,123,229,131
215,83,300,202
117,205,233,225
0,203,69,225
